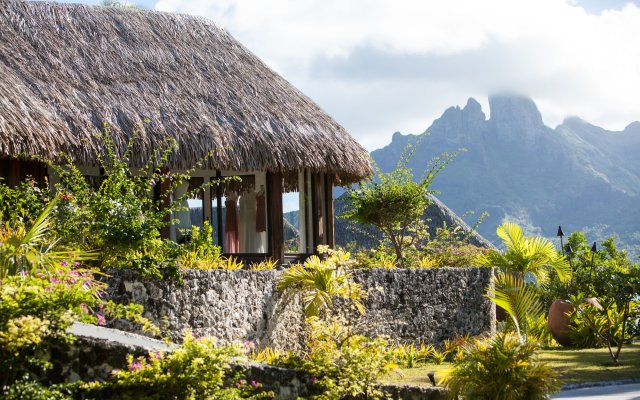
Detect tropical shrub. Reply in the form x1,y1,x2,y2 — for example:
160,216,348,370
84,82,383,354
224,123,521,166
248,259,277,271
0,202,157,389
0,177,48,227
487,272,544,342
277,251,365,317
0,267,157,387
419,224,489,268
342,133,462,265
543,233,640,361
273,316,397,400
350,246,398,269
477,223,571,287
442,333,560,400
389,342,435,368
2,378,75,400
46,128,223,278
88,333,272,400
567,269,640,365
0,199,98,279
478,223,571,341
178,222,222,270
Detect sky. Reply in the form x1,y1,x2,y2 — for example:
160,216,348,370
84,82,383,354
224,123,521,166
49,0,640,150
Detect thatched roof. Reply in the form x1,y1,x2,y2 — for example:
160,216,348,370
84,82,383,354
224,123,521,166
0,0,373,183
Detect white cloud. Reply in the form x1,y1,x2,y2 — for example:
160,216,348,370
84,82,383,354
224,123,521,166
155,0,640,149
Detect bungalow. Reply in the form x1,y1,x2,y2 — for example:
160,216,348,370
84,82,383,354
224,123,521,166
0,0,373,264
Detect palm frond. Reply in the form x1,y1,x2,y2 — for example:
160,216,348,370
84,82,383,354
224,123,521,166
277,256,364,317
487,273,543,341
20,198,57,246
497,223,525,254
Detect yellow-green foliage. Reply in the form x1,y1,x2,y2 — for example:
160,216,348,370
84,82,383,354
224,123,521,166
389,336,473,368
476,222,571,286
250,346,287,364
249,259,277,271
441,333,560,400
420,225,489,269
0,268,158,384
389,342,436,368
298,316,397,400
277,254,365,317
0,199,97,279
92,333,272,399
0,315,52,354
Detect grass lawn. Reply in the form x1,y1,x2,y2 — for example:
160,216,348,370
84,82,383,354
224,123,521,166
383,343,640,387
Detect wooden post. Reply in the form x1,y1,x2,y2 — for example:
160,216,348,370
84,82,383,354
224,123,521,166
311,173,320,251
325,174,335,248
267,172,284,265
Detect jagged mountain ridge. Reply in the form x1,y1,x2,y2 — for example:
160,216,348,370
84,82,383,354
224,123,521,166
369,95,640,256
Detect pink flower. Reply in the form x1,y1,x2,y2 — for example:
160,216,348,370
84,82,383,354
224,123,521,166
244,340,255,350
129,361,142,371
251,380,261,388
60,260,68,267
96,314,106,326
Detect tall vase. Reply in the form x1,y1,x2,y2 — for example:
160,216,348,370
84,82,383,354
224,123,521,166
548,300,574,347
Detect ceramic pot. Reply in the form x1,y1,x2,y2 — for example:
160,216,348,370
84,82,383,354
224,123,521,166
548,299,574,347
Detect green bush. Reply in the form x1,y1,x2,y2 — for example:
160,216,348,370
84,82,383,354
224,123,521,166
273,316,397,400
0,203,157,388
542,233,640,363
88,333,272,400
0,177,49,227
419,224,488,268
0,268,156,386
342,133,463,266
3,378,75,400
277,249,365,317
442,333,560,400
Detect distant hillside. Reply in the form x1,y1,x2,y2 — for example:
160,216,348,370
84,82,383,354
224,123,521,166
369,95,640,258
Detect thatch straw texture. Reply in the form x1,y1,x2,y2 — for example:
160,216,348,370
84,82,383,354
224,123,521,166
0,0,373,183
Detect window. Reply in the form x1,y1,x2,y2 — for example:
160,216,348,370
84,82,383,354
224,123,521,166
171,177,204,243
283,170,314,254
210,172,268,254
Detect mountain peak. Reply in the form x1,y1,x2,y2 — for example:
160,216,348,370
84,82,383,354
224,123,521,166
624,121,640,134
464,97,482,111
488,94,544,143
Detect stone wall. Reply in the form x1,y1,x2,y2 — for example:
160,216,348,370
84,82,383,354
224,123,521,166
105,267,494,349
353,268,495,344
106,269,306,351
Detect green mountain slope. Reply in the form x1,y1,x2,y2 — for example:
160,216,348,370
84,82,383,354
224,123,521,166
369,95,640,257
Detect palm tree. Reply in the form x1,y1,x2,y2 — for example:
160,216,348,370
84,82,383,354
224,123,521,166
478,223,571,341
0,199,96,278
277,255,364,317
478,223,571,286
487,273,543,341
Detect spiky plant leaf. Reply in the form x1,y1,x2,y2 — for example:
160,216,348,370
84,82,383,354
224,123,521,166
478,223,571,286
488,273,543,342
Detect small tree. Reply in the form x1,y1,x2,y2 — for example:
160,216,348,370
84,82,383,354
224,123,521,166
478,223,571,342
342,133,462,265
562,235,640,365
